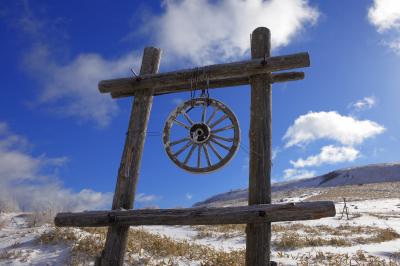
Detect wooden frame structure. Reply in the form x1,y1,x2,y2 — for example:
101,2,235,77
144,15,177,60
55,27,336,265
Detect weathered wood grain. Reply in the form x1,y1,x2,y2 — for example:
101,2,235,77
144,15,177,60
99,52,310,95
55,201,336,227
96,47,161,266
110,71,305,98
246,27,272,266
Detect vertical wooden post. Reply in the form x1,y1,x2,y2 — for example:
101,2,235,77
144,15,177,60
97,47,161,266
246,27,272,265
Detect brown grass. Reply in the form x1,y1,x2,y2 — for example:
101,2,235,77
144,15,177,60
192,224,245,239
272,223,400,250
36,227,78,244
0,219,7,229
39,226,246,265
0,249,23,260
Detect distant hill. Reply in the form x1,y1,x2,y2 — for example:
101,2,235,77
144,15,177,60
194,162,400,207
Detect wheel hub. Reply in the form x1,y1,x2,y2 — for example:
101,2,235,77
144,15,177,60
189,123,210,144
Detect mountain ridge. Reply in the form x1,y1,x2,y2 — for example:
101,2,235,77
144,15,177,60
194,162,400,207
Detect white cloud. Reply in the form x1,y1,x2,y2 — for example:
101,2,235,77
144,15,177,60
17,1,319,126
349,96,376,111
185,193,193,200
368,0,400,32
283,111,385,148
136,193,160,203
368,0,400,54
290,145,359,168
149,0,319,64
283,168,315,180
15,1,318,126
383,39,400,54
14,4,141,127
0,122,112,212
25,44,140,127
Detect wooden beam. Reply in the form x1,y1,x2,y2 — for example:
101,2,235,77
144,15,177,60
99,52,310,95
54,201,336,227
246,27,272,266
96,47,161,266
110,71,305,98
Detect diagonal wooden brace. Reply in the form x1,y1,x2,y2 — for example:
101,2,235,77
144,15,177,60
96,47,161,266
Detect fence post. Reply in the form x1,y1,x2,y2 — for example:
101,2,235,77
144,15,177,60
246,27,272,266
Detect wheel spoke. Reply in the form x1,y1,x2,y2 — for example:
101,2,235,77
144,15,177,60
182,111,194,125
183,143,196,165
173,140,192,156
173,119,190,129
211,134,234,142
169,137,190,146
209,114,228,128
201,104,207,123
206,107,218,125
211,124,234,133
197,144,202,168
210,138,231,151
207,142,222,160
203,145,212,167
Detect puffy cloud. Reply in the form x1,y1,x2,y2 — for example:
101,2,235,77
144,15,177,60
283,168,315,180
368,0,400,32
290,145,359,168
25,44,139,127
149,0,319,64
368,0,400,54
349,96,376,111
13,2,140,127
17,1,319,126
0,122,112,212
283,111,385,148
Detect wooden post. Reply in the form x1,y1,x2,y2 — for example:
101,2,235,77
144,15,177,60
97,47,161,265
246,27,272,266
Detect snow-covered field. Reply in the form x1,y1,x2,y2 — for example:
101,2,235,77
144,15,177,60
0,213,71,265
1,190,400,265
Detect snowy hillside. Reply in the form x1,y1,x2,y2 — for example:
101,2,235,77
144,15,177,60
195,162,400,207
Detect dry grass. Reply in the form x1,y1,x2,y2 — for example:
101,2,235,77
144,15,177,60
0,220,7,229
192,224,245,239
0,249,30,263
0,249,23,260
277,250,400,266
38,226,246,265
271,223,400,250
30,223,400,265
303,182,400,202
190,222,400,251
37,227,79,244
370,213,400,220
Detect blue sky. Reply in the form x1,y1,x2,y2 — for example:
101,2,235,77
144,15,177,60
0,0,399,211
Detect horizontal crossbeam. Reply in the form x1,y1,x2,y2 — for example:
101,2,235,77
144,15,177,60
99,52,310,97
111,71,304,98
55,201,335,227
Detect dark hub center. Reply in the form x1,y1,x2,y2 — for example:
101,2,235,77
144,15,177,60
189,123,210,144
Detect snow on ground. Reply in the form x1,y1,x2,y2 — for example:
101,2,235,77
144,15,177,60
140,198,400,257
0,212,71,265
1,197,400,265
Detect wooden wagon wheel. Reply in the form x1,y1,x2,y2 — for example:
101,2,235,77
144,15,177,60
163,98,240,173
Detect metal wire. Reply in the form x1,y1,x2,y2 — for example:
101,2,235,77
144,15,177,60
130,68,140,81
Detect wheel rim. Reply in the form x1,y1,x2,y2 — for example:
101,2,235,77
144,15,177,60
163,98,240,173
